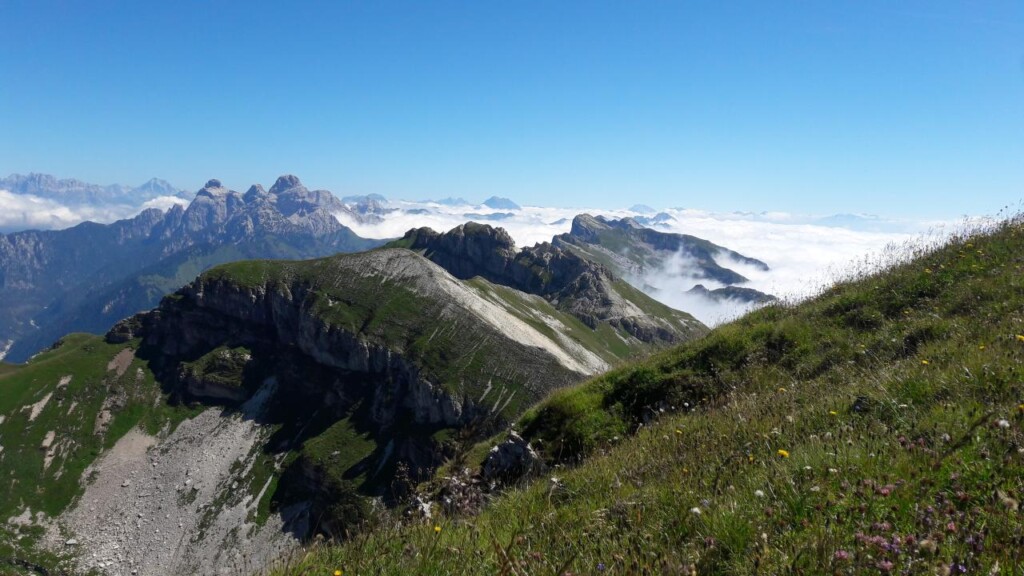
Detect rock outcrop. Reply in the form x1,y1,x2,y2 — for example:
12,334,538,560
395,222,705,346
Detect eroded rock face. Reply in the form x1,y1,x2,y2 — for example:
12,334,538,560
125,278,478,430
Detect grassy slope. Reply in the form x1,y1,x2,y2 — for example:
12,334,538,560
277,217,1024,575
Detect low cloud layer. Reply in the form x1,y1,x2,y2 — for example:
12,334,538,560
337,202,956,326
0,189,188,233
1,186,961,327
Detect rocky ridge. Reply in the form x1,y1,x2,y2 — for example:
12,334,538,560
394,222,705,345
553,214,776,303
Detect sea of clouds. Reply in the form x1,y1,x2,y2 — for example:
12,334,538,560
0,189,188,233
335,202,964,326
0,185,964,326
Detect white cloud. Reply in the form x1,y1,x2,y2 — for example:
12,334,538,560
140,195,190,212
0,189,159,232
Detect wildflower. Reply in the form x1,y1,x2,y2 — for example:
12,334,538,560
690,507,702,515
777,449,790,458
979,344,986,350
833,550,850,561
921,359,930,365
334,571,343,576
918,538,938,555
434,525,442,534
596,562,607,572
675,428,683,435
829,410,838,416
754,489,765,498
778,387,786,392
1017,335,1024,343
997,419,1011,429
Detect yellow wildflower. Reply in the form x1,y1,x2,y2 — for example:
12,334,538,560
434,525,442,533
777,449,790,458
1016,335,1024,343
334,571,343,576
921,360,929,365
675,428,683,435
979,344,986,350
829,410,838,416
778,387,786,393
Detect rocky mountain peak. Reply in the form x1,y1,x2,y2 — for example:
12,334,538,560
243,184,269,203
203,179,223,189
568,213,607,242
269,174,303,195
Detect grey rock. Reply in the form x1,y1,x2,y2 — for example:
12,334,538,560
482,432,541,482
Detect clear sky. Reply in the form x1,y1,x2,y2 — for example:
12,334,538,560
2,1,1022,217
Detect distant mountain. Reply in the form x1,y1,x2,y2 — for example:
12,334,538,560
392,222,705,346
482,196,520,210
0,173,190,205
633,211,675,227
462,212,515,221
687,283,777,304
629,204,657,214
552,214,775,302
432,197,471,206
0,175,383,362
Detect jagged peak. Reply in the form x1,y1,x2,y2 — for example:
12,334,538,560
203,179,223,189
269,175,303,195
243,184,268,202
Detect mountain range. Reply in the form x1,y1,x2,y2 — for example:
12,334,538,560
0,176,382,362
1,174,774,363
0,173,190,206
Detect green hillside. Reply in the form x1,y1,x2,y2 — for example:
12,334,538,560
278,216,1024,575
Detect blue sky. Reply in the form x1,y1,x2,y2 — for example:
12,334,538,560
1,1,1022,217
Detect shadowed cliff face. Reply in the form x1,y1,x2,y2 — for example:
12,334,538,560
394,222,706,346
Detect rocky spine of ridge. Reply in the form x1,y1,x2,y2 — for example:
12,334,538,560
558,214,769,284
396,222,701,344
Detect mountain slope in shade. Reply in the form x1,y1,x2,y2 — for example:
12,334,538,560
0,176,383,363
553,214,776,303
